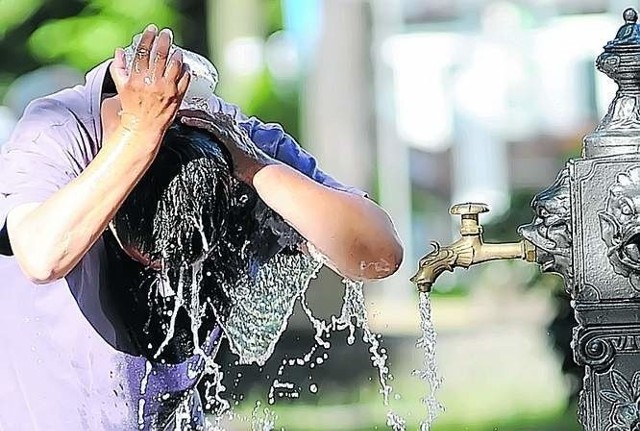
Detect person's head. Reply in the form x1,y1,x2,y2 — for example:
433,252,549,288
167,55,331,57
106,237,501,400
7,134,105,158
105,114,304,365
110,121,233,267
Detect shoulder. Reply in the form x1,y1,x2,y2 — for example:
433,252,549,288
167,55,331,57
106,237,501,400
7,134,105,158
20,96,78,126
7,93,90,148
3,96,95,173
4,97,82,151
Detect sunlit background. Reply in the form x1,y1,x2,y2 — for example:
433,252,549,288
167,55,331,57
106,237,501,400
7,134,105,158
0,0,629,429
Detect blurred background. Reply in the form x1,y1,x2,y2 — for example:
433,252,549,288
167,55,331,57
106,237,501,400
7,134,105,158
0,0,630,429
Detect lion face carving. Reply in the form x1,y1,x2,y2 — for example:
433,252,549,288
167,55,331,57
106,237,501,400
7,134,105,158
519,168,573,284
599,167,640,289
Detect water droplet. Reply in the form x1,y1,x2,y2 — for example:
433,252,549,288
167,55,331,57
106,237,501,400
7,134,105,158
309,384,318,393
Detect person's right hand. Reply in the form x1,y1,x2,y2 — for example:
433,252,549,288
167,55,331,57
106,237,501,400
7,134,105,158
109,24,190,140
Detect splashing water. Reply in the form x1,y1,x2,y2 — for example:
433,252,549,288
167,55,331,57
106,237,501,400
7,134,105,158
216,253,322,366
113,154,413,430
386,411,407,431
278,271,406,428
413,292,444,430
337,279,394,405
251,401,277,431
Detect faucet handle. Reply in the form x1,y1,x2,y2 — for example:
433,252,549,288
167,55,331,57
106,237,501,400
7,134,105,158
450,202,490,216
450,202,490,235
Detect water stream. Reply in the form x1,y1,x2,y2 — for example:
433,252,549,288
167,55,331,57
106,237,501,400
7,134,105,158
414,292,444,430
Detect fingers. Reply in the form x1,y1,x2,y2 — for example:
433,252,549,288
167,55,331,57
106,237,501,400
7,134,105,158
109,47,128,90
179,111,235,132
177,109,215,123
152,28,173,78
132,24,157,76
180,116,222,138
176,63,191,95
164,49,184,81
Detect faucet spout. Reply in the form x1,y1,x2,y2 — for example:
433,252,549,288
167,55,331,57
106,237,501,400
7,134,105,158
411,203,537,292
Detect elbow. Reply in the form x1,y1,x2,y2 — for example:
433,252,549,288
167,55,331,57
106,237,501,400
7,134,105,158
379,240,404,279
360,238,404,280
7,209,69,284
20,259,64,285
13,241,66,284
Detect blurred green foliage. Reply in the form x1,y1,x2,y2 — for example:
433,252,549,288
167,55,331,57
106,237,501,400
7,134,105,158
0,0,45,38
0,0,301,138
0,0,179,100
244,70,301,143
28,0,177,70
220,0,302,141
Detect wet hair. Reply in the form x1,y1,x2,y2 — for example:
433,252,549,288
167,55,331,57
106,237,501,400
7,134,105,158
105,121,302,364
112,123,233,265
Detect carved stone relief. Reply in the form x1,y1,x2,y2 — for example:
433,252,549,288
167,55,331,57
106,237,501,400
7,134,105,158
599,167,640,291
519,167,573,287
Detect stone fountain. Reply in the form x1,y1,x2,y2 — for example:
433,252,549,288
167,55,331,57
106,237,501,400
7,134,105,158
412,7,640,430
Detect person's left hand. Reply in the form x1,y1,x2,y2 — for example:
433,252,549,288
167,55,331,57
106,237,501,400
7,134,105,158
178,109,274,184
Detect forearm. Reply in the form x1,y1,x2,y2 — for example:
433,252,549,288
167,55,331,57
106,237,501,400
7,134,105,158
252,163,403,280
8,126,162,283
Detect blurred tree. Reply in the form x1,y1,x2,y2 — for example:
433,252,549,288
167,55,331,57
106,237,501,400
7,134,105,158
209,0,301,141
175,0,208,57
28,0,177,70
0,0,182,99
244,68,301,143
0,0,83,96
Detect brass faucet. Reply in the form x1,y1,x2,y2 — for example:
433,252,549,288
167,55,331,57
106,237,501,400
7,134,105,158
410,203,537,292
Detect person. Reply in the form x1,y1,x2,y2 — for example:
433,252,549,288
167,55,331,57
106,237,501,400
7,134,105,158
0,25,403,430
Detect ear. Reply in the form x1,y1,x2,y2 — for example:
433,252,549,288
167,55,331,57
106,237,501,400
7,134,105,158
599,210,622,248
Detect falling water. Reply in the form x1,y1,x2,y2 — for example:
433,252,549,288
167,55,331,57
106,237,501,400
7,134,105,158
131,240,417,430
289,274,407,429
413,292,444,430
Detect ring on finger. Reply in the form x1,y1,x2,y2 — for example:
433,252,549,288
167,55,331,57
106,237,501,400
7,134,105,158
144,75,153,85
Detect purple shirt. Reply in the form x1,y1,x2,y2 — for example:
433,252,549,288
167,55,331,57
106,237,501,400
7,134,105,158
0,61,361,430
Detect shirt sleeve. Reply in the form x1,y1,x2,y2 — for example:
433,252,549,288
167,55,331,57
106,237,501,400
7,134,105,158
207,95,367,197
0,100,82,256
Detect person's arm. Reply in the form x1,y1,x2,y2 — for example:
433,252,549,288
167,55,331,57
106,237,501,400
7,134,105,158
180,112,403,281
252,163,403,280
6,26,190,284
